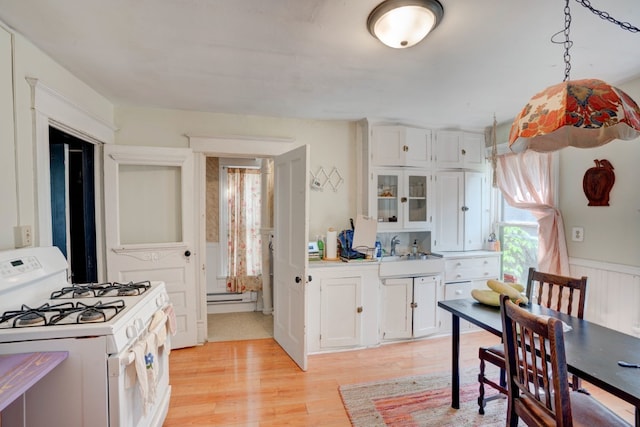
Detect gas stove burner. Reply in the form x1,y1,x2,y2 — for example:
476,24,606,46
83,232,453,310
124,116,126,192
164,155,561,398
16,311,46,327
0,302,76,328
50,283,111,299
50,281,152,299
112,281,152,297
50,300,126,325
118,288,139,296
79,308,106,323
72,288,93,298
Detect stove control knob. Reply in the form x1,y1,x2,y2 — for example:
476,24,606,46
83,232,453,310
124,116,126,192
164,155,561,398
156,294,165,307
126,325,137,339
135,318,144,332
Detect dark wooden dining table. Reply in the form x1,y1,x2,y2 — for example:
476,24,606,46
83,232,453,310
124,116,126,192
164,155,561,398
438,298,640,426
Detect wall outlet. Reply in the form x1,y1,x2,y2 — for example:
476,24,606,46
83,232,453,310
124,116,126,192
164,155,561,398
571,227,584,242
14,225,33,248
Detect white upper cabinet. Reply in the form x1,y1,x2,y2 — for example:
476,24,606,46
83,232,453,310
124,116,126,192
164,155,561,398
433,171,490,251
372,168,432,231
434,130,485,170
371,125,432,168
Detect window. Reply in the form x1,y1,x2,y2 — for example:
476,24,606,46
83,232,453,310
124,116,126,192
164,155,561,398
497,195,538,285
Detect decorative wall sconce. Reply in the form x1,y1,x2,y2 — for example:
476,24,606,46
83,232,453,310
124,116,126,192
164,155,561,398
583,159,615,206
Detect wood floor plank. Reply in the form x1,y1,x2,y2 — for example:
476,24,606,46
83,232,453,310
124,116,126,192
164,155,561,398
164,332,634,426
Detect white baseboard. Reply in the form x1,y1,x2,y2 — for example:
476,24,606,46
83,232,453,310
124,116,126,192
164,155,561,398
207,302,258,314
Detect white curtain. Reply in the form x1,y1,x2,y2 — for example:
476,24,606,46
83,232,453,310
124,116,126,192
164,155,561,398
496,151,569,275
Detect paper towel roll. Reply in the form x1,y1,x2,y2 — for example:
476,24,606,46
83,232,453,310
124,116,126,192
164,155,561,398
325,228,337,259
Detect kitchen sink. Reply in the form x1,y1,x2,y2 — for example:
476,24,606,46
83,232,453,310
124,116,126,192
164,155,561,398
378,253,445,278
380,253,442,262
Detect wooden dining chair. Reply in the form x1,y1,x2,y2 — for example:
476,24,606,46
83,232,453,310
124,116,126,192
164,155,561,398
477,267,588,414
500,295,629,427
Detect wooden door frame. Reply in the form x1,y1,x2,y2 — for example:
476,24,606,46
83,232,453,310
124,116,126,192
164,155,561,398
189,135,296,344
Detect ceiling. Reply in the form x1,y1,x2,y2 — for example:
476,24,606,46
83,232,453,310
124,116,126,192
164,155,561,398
1,0,639,131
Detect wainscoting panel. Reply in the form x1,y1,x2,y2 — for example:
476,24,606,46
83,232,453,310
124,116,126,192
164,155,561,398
570,258,640,337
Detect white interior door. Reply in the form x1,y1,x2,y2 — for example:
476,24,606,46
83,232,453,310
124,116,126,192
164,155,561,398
273,144,309,371
103,145,197,349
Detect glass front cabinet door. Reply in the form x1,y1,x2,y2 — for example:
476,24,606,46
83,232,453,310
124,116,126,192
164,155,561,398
373,169,432,231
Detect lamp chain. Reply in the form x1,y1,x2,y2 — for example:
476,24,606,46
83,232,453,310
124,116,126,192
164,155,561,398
563,0,572,82
576,0,640,33
557,0,640,82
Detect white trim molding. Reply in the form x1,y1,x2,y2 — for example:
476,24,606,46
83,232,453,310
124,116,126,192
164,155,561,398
188,134,296,157
27,77,117,144
28,77,116,253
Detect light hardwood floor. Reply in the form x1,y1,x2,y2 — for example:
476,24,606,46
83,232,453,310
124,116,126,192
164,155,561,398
164,331,634,426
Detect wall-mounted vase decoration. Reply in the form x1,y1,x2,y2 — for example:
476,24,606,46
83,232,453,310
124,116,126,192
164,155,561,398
582,159,615,206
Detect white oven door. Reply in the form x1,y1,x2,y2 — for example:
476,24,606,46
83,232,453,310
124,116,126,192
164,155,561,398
107,316,172,427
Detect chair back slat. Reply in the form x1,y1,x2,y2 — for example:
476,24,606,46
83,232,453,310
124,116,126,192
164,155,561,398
526,268,588,319
501,295,573,427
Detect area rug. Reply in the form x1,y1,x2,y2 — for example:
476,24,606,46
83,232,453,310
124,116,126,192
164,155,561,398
339,368,524,427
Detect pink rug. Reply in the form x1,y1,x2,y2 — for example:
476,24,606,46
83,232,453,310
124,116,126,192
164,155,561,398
339,368,523,427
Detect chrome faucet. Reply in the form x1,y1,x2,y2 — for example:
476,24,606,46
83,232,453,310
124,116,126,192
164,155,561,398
390,235,400,256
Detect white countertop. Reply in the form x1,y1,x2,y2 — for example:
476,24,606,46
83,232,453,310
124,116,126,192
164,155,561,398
439,250,501,258
309,259,379,268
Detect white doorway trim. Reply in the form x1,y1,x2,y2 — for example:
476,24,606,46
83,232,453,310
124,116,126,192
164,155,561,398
27,77,117,280
189,134,296,344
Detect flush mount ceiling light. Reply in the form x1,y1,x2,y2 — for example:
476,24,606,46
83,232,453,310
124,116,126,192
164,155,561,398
367,0,444,49
509,0,640,153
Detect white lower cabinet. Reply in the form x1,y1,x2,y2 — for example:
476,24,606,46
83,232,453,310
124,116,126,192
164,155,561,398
320,276,362,348
380,275,441,340
307,264,379,353
439,253,500,333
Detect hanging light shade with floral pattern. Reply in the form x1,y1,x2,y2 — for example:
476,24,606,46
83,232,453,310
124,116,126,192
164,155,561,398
509,78,640,152
508,0,640,153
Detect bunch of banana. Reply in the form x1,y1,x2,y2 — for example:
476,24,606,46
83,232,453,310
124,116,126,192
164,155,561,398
471,279,528,306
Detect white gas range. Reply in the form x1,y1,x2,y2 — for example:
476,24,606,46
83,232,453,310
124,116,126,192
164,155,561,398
0,246,173,427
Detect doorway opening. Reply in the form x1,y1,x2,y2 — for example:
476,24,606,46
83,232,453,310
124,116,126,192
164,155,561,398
49,127,97,283
205,156,274,341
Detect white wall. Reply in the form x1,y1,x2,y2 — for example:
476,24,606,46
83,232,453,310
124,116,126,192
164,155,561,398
0,24,114,250
560,139,640,266
113,106,359,240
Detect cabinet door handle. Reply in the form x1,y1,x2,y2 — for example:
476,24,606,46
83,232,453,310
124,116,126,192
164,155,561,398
461,206,469,212
403,145,409,152
357,306,363,313
401,197,407,203
455,289,463,295
461,149,466,155
410,302,418,308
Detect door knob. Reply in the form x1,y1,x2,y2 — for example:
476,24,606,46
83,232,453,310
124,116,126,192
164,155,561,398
184,250,191,257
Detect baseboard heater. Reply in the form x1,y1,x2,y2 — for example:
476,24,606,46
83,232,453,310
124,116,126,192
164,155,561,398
207,291,257,304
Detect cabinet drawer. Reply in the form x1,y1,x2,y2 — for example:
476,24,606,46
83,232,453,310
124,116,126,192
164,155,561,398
444,281,473,300
444,256,499,282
